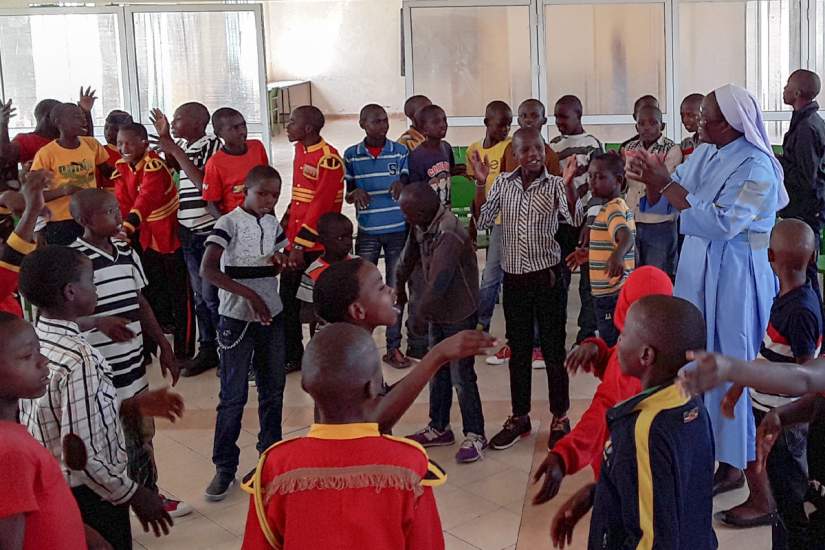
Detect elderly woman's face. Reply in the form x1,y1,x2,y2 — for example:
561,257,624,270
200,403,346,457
698,93,727,146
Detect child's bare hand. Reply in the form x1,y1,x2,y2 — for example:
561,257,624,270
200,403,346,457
130,486,174,537
679,351,734,395
272,252,288,273
389,180,404,201
95,316,136,342
533,451,566,504
159,344,180,386
134,388,185,422
562,156,578,185
550,483,595,549
565,247,588,271
755,410,782,474
0,98,16,126
286,248,305,271
468,150,490,184
348,188,370,209
433,330,498,362
565,342,600,376
720,384,744,419
78,86,98,113
605,250,625,279
0,190,24,214
149,109,172,141
248,292,272,325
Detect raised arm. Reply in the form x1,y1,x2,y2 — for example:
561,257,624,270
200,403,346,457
150,109,207,191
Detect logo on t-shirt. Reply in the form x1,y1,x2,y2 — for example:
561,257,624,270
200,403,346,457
388,163,399,176
58,160,94,185
427,161,451,206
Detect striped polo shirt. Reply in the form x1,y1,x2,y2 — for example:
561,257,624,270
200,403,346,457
70,238,149,402
588,198,636,297
297,255,356,303
343,139,409,235
177,135,222,232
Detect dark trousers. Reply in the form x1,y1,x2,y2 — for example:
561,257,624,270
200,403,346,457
405,266,430,358
556,223,597,343
428,313,485,437
593,292,620,347
356,230,407,351
213,314,286,475
636,220,679,280
179,227,220,350
280,251,321,365
43,219,83,245
576,265,598,343
72,485,132,550
142,248,195,358
753,408,812,550
503,266,570,418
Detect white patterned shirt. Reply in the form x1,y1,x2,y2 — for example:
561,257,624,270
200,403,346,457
477,168,584,274
176,135,222,232
19,317,137,505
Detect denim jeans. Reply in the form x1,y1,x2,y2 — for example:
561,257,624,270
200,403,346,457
502,266,570,418
356,230,407,351
179,226,220,349
636,220,679,279
213,314,286,475
428,313,485,437
478,224,504,333
593,292,620,347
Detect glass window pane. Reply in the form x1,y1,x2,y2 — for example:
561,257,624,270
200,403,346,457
817,0,825,95
410,6,532,117
544,4,666,116
0,13,124,130
679,0,796,112
133,11,262,124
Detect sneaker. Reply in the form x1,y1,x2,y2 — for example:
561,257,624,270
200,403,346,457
383,348,412,369
455,434,487,463
531,348,546,369
547,416,571,449
405,426,456,448
285,360,301,374
181,347,218,377
205,471,236,501
486,345,511,365
160,495,193,518
490,416,532,450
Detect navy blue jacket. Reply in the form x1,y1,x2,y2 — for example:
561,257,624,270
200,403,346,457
588,383,717,550
779,101,825,230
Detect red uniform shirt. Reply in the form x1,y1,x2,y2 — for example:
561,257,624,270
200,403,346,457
202,140,269,214
0,232,36,317
113,151,180,254
12,132,52,164
242,423,445,550
288,139,344,252
97,144,121,190
0,422,86,549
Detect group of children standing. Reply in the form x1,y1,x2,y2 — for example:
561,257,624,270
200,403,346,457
0,76,822,550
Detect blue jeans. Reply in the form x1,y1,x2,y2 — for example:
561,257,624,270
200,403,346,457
428,313,485,437
593,292,620,347
213,315,286,475
179,227,220,348
478,224,504,332
636,220,678,279
356,230,407,351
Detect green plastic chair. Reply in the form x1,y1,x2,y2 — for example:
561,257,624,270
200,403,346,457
451,146,490,249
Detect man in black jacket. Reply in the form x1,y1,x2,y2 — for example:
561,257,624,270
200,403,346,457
779,69,825,244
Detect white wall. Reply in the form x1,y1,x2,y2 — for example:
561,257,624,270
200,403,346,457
263,0,405,116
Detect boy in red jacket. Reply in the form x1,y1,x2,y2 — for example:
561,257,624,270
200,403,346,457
114,122,191,357
532,265,673,503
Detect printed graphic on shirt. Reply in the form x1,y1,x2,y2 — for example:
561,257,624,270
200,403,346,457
427,162,451,206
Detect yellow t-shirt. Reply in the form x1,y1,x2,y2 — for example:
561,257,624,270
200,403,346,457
465,138,511,224
589,198,636,296
31,136,109,221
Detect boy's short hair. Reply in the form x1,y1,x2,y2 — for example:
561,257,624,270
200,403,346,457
680,93,704,109
635,295,706,377
118,122,148,140
294,105,325,132
636,105,663,124
359,103,386,123
177,102,210,126
403,95,431,119
49,102,79,128
519,98,546,117
317,212,352,237
555,95,583,118
19,246,88,310
244,165,281,190
34,99,60,124
485,100,512,119
314,258,366,323
70,188,115,222
790,69,822,101
105,110,133,126
590,151,624,178
415,104,444,127
212,107,243,132
633,95,659,118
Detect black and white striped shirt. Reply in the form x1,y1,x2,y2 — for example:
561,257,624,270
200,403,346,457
19,317,137,505
477,168,584,275
177,135,222,232
70,238,148,402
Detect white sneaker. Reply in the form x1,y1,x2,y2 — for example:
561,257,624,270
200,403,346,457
486,345,511,365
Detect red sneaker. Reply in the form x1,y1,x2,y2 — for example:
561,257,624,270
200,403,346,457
160,495,193,518
486,345,511,365
531,348,546,369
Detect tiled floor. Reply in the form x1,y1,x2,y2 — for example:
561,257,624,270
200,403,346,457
132,119,772,549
